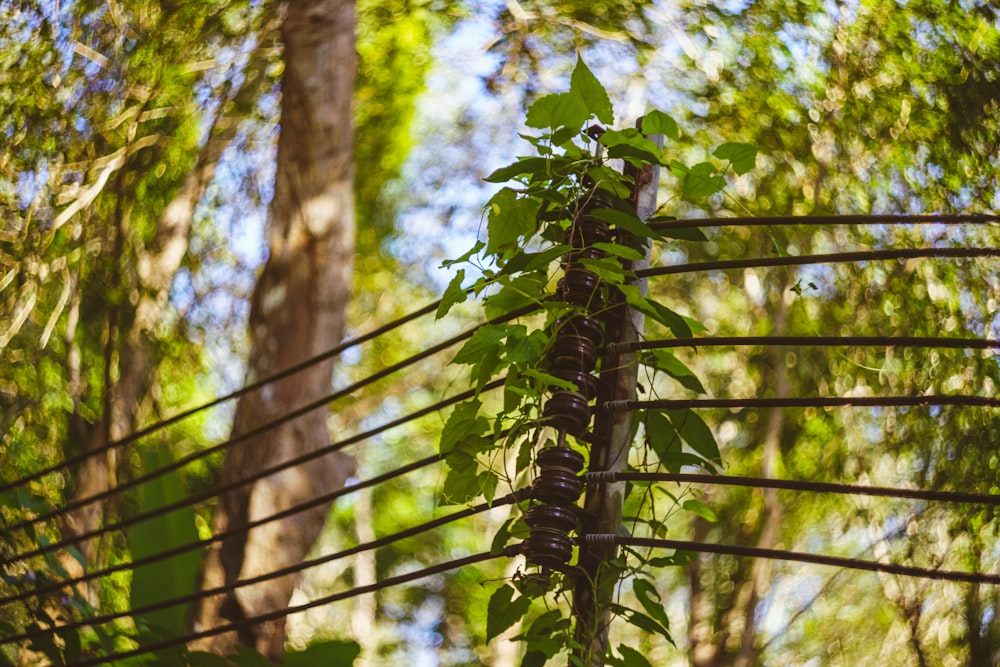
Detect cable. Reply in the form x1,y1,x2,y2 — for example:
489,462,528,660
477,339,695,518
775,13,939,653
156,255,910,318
648,213,999,231
581,535,1000,586
1,378,504,569
2,490,527,648
606,395,1000,411
635,247,1000,278
586,472,1000,506
4,303,537,535
606,336,1000,354
2,380,508,591
62,549,514,667
0,300,442,496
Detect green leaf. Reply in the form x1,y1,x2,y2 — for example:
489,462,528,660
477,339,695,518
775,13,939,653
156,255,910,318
498,244,572,277
598,128,661,156
592,242,644,261
487,585,532,642
452,325,507,367
618,284,692,338
439,399,486,455
485,157,553,183
683,498,718,522
570,57,613,124
484,275,547,320
436,270,467,320
632,579,671,634
588,208,660,241
627,610,674,644
649,349,705,393
129,447,200,641
230,645,275,667
607,644,653,667
683,162,727,199
713,142,758,175
578,256,630,285
441,240,485,268
641,110,679,139
521,368,577,392
441,465,483,505
506,329,549,365
525,92,589,130
285,640,361,667
666,409,721,466
606,143,663,165
645,409,680,465
487,188,540,255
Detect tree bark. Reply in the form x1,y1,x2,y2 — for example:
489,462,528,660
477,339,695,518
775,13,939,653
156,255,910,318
194,0,358,658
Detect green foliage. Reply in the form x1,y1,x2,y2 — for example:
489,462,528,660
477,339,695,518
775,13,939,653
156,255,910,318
434,56,752,663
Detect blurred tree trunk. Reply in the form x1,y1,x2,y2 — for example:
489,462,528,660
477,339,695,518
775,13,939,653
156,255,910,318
194,0,358,658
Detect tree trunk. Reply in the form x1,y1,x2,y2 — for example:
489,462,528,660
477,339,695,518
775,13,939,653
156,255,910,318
195,0,358,658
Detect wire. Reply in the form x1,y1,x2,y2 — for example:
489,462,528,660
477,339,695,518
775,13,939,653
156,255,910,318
1,378,504,569
0,379,504,592
635,247,1000,278
2,490,527,648
606,336,1000,354
586,472,1000,506
3,303,537,535
581,535,1000,586
649,213,999,231
606,395,1000,411
0,300,442,496
63,549,515,667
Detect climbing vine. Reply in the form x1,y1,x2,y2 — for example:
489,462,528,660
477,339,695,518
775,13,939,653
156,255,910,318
436,57,757,665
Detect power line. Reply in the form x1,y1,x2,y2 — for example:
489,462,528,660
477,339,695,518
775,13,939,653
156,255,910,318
587,472,1000,506
635,247,1000,278
1,378,504,569
63,549,513,667
606,336,1000,354
649,213,999,231
0,300,442,496
0,437,487,607
607,395,1000,411
581,535,1000,586
2,304,535,535
2,491,526,648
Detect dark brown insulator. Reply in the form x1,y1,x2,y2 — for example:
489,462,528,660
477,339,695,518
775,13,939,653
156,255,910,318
522,529,574,566
536,445,585,473
551,333,598,373
550,369,598,400
532,468,585,505
542,391,591,433
525,504,578,533
556,314,604,346
565,217,612,248
558,267,602,307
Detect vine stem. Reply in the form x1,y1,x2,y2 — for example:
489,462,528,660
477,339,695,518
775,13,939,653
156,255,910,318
571,122,663,665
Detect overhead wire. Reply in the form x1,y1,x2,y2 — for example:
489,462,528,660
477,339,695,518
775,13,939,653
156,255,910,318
63,549,516,667
2,490,527,648
585,472,1000,506
0,379,507,597
0,300,442,496
635,247,1000,279
3,304,536,536
607,395,1000,411
581,535,1000,586
648,212,1000,231
606,336,1000,354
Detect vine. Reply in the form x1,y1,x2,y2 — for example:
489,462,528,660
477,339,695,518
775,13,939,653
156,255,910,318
436,57,757,665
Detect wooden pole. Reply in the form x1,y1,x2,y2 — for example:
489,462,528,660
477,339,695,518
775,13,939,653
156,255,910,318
572,125,663,665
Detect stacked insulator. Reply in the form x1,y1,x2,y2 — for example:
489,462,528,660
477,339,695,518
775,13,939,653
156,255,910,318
523,210,610,567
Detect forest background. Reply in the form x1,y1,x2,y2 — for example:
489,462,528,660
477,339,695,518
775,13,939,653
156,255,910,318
1,0,999,665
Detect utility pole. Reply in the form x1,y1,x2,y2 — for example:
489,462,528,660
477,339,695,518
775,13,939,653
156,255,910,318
572,126,662,665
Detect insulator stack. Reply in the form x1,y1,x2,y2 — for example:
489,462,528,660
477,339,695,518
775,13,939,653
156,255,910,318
524,208,611,568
